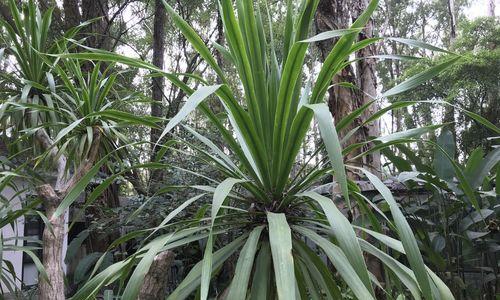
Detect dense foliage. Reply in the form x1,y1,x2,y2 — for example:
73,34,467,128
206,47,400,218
0,0,498,299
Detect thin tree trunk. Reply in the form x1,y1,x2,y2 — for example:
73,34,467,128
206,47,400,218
150,0,167,186
447,0,457,43
36,128,101,300
81,0,110,73
354,0,381,177
37,185,66,300
62,0,81,31
487,0,495,16
444,0,457,154
81,0,110,50
316,0,381,179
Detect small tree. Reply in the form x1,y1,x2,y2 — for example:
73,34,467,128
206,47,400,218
0,1,159,298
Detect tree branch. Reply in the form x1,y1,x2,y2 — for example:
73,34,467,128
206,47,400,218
35,129,68,191
61,127,101,194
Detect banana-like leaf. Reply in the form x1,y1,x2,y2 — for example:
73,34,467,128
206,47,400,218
433,129,455,181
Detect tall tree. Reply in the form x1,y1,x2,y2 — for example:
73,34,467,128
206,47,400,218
62,0,81,30
150,0,167,185
354,0,381,176
316,0,381,178
81,0,111,50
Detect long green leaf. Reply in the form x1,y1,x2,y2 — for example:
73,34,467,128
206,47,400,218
298,191,374,294
355,167,434,300
122,233,175,300
306,104,350,208
162,0,226,82
267,212,296,300
157,85,221,144
167,234,247,300
249,241,272,300
226,226,264,300
293,226,375,300
200,177,245,300
383,56,460,97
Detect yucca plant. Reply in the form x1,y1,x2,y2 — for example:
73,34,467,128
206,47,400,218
64,0,467,299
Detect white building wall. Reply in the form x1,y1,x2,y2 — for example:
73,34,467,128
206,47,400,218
1,178,69,291
1,178,26,290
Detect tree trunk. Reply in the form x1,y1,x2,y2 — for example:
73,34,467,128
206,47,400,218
150,0,167,186
36,128,101,300
37,185,66,300
81,0,110,50
354,0,381,177
138,251,175,300
316,0,381,179
62,0,81,31
444,0,457,154
488,0,495,16
316,0,384,292
447,0,457,43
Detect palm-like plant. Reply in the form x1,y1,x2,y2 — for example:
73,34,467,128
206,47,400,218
0,1,159,298
68,0,464,299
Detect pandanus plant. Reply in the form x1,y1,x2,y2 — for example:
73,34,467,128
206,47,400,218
69,0,462,299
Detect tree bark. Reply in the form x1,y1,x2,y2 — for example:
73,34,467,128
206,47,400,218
37,185,66,300
36,128,101,300
447,0,457,43
138,251,175,300
0,1,15,29
444,0,457,154
150,0,167,186
63,0,81,31
81,0,110,49
316,0,381,179
354,0,381,177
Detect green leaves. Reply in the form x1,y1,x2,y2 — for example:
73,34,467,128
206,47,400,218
298,192,374,295
157,85,221,144
383,56,461,97
433,129,456,181
301,28,363,43
201,178,245,300
122,234,175,300
267,212,296,300
162,0,226,82
226,226,264,300
9,0,473,298
306,103,350,208
294,226,375,300
356,168,434,300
